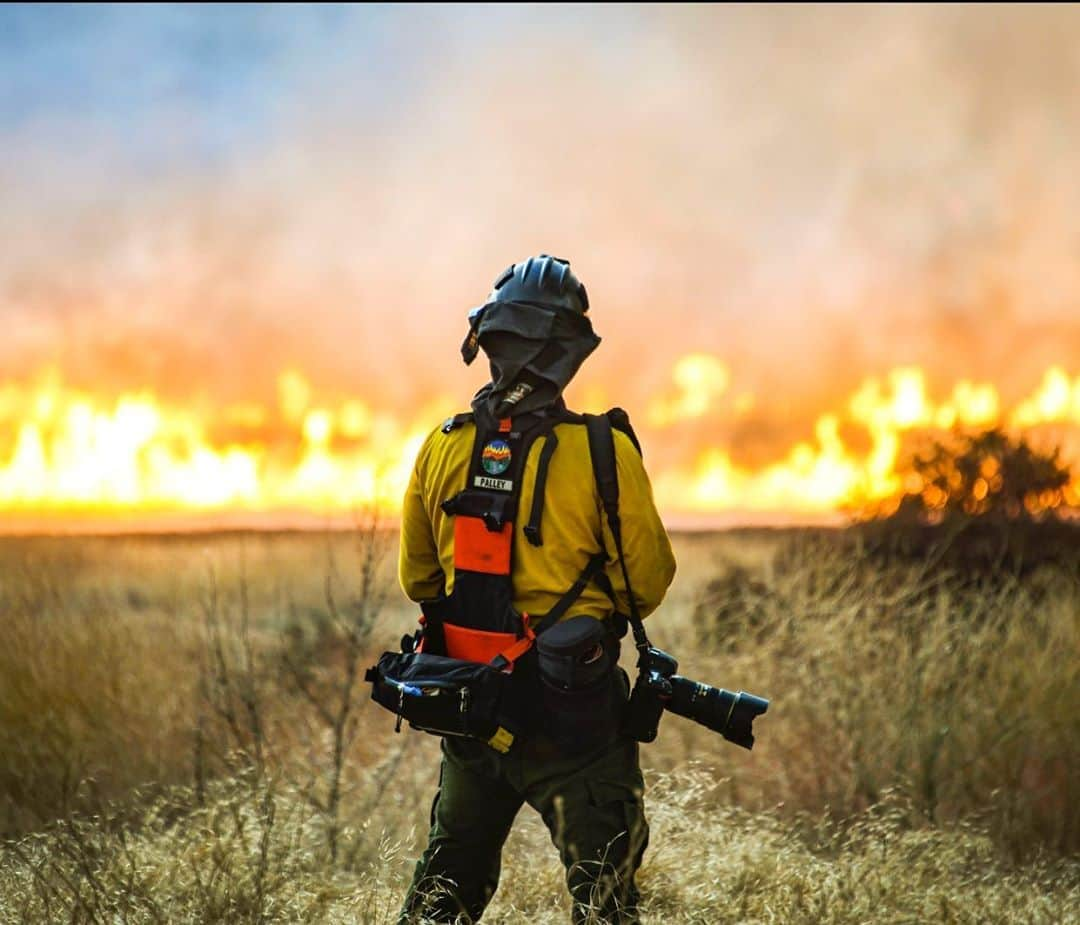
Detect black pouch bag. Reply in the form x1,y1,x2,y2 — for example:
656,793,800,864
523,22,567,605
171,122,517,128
536,615,624,754
367,652,509,744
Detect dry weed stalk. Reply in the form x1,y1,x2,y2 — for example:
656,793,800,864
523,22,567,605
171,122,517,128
280,518,392,862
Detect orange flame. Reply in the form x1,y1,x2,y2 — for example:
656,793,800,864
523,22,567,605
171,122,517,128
0,369,453,525
654,365,1080,515
647,354,730,427
0,363,1078,529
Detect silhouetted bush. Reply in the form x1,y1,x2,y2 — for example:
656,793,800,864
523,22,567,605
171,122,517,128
859,430,1080,574
896,428,1072,522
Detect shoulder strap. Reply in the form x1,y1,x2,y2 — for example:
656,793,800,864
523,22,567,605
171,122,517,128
584,412,651,654
441,411,474,433
523,430,558,546
606,406,642,457
488,551,607,670
522,405,577,547
517,552,609,648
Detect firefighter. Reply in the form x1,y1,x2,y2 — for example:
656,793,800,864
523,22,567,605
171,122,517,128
397,255,676,924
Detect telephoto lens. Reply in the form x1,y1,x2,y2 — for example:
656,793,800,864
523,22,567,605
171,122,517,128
666,677,769,749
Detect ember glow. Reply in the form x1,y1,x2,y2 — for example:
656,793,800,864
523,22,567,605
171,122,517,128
1,363,1077,530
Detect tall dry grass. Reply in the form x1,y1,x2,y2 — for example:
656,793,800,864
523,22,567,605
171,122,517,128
0,528,1078,922
0,538,197,831
678,531,1080,859
0,530,408,829
2,764,1076,923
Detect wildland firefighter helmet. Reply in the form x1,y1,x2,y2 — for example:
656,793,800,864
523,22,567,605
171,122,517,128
460,255,599,416
487,254,589,314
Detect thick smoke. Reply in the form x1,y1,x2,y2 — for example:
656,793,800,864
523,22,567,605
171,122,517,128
1,5,1079,470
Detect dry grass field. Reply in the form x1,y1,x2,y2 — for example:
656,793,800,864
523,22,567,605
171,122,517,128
0,527,1078,923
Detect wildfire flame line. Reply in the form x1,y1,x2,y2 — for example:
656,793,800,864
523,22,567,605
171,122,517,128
650,360,1080,514
0,369,446,517
1,363,1078,526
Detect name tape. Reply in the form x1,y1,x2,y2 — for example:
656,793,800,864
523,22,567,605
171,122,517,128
474,475,513,492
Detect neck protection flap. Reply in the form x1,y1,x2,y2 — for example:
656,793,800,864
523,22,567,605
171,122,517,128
461,300,601,419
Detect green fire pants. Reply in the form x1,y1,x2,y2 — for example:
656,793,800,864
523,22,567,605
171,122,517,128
399,733,649,924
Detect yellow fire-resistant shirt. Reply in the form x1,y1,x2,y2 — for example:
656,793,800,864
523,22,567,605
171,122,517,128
399,416,676,624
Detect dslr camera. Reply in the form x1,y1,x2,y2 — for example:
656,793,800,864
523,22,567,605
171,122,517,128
623,647,769,750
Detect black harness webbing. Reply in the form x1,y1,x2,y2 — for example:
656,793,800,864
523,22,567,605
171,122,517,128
584,413,652,655
523,430,559,546
487,550,607,671
533,551,607,633
432,406,649,658
445,407,562,548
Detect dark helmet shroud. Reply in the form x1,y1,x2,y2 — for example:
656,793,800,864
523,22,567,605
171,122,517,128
462,255,600,420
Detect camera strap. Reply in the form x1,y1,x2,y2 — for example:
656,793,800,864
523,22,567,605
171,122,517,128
584,412,653,656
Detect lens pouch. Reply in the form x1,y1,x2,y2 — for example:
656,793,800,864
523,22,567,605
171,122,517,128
536,615,623,754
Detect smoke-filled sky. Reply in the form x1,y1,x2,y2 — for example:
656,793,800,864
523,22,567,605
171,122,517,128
2,4,1080,475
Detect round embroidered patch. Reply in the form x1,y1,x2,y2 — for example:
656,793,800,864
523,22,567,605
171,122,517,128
481,439,512,475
